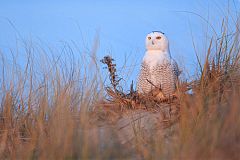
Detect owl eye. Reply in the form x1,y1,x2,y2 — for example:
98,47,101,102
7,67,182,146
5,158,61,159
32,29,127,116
156,36,161,40
148,37,151,40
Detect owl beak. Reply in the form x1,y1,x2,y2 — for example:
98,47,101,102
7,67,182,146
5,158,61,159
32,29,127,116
152,41,155,45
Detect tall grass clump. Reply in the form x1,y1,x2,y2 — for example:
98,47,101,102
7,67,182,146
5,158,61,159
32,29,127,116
178,19,240,159
0,40,131,159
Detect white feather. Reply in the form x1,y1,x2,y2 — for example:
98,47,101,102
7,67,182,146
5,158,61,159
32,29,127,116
143,50,170,70
137,31,180,96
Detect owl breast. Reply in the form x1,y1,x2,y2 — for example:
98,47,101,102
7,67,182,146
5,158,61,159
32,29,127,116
152,62,176,96
137,58,177,96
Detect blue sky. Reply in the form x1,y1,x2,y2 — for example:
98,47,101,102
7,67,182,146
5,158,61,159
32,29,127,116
0,0,239,87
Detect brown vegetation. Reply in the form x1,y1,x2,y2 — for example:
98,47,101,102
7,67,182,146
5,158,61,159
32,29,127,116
0,19,239,159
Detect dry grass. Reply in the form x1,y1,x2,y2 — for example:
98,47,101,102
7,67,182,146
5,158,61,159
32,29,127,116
0,18,240,159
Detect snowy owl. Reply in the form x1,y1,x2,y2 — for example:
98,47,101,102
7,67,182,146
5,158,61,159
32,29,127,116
137,31,179,97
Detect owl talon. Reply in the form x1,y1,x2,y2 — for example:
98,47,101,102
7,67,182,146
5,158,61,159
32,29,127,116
155,91,168,102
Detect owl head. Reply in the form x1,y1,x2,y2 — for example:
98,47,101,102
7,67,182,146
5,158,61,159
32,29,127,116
145,31,169,52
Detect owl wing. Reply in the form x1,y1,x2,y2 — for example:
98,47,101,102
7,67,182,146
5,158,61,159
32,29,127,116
171,59,180,78
137,62,152,93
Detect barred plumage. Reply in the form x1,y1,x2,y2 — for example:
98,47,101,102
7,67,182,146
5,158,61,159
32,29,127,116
137,62,152,93
137,31,179,97
137,60,178,96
